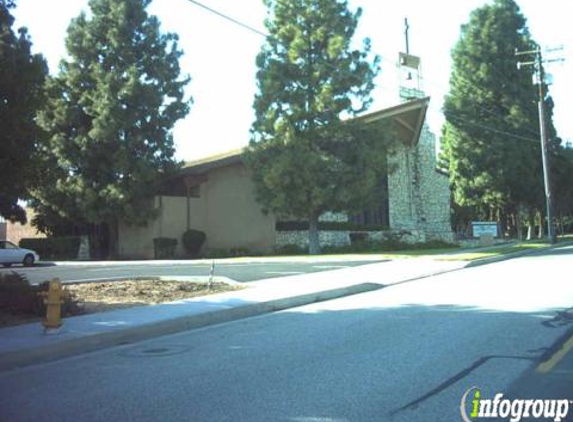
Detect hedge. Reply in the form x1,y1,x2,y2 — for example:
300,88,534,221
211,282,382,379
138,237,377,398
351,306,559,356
19,237,81,261
0,272,81,317
153,237,177,259
181,229,206,256
276,221,390,232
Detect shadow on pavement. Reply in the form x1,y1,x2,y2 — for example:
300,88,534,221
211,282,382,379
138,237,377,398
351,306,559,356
1,299,572,422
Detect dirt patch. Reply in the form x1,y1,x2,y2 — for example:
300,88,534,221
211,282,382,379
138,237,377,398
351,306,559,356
0,279,244,328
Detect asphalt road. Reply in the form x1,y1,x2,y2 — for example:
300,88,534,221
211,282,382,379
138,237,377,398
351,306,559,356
0,258,385,284
1,246,572,422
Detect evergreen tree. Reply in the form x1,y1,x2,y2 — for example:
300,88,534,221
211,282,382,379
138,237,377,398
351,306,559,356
246,0,388,254
553,146,573,234
36,0,190,256
0,0,47,223
441,0,558,235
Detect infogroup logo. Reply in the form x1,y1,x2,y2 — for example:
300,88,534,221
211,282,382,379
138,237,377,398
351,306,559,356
460,387,571,422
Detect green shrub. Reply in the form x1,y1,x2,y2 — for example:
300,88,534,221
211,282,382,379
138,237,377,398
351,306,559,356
410,240,459,250
323,243,372,254
349,232,368,244
0,272,81,317
229,247,251,257
273,244,307,255
181,229,206,256
202,247,256,259
19,237,81,260
322,236,459,254
203,249,230,259
276,221,389,232
153,237,177,259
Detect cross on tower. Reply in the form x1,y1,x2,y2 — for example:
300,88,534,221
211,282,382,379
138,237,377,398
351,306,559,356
399,17,423,101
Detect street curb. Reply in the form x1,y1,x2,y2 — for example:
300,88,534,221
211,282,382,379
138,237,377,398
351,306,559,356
0,282,383,372
2,242,570,371
464,240,573,268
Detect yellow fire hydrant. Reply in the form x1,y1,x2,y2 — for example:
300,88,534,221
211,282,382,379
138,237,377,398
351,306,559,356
37,279,69,333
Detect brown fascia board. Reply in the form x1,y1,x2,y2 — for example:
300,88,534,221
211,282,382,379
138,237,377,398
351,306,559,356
159,149,244,196
178,97,430,177
356,96,430,146
180,148,245,175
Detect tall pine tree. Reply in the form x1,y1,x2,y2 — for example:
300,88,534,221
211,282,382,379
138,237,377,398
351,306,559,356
246,0,388,254
0,0,47,223
36,0,190,256
441,0,559,236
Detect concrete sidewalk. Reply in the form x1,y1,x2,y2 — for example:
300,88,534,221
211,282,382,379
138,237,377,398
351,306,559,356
1,242,569,372
0,258,467,371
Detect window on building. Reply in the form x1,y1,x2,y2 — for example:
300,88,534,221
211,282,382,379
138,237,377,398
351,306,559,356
350,206,388,227
188,185,201,198
349,175,389,227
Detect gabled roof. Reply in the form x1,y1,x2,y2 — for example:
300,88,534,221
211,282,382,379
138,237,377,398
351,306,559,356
179,97,430,175
356,96,430,147
181,148,243,176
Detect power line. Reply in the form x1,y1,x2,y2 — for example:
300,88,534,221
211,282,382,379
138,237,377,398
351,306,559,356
378,55,541,138
436,111,538,143
183,0,267,37
182,0,541,146
372,80,539,144
182,0,381,94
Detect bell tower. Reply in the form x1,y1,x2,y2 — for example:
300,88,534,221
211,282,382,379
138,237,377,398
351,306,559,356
399,18,424,101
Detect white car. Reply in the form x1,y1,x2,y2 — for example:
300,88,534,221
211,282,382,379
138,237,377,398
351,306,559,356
0,240,40,267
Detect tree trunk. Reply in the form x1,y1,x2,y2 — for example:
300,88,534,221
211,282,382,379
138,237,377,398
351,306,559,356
107,220,119,260
537,210,545,239
90,223,110,260
526,209,535,240
514,208,523,240
499,208,508,238
308,214,321,255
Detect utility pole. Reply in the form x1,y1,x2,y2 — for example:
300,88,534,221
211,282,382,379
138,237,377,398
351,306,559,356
516,46,564,244
404,17,410,54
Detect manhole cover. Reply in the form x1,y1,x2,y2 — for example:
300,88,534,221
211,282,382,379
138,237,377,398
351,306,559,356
120,344,189,358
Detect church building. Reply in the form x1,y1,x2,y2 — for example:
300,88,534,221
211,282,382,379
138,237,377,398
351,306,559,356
117,49,454,258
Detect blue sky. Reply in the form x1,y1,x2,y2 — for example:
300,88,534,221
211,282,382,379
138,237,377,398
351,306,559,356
13,0,572,161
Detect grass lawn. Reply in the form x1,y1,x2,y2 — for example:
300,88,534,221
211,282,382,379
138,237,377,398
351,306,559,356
320,235,572,261
210,234,572,263
267,240,564,261
434,241,550,261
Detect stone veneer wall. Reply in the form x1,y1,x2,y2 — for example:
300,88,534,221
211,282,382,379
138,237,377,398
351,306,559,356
387,125,454,243
318,212,348,223
275,229,426,249
277,230,436,249
276,212,350,248
276,230,351,248
276,122,455,249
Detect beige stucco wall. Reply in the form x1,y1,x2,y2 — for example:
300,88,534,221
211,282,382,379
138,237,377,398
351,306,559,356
118,163,276,259
202,163,276,252
118,218,156,259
